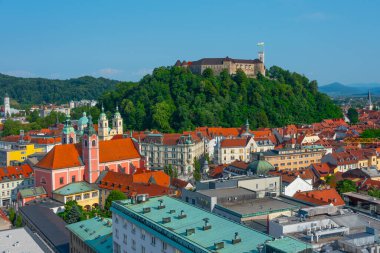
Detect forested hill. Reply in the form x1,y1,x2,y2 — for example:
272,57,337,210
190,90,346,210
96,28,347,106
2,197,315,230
0,73,118,106
100,66,343,132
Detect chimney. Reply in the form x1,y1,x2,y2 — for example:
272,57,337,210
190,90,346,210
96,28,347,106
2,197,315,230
203,218,211,230
232,232,242,244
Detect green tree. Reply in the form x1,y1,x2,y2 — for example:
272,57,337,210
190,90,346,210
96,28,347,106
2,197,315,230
105,190,127,212
193,157,201,181
202,68,214,78
347,108,359,124
336,179,357,194
361,129,380,138
66,204,83,224
368,188,380,198
15,215,23,227
8,207,16,225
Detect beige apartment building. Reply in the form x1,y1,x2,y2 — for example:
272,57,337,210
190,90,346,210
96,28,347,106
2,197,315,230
253,145,326,171
136,132,204,175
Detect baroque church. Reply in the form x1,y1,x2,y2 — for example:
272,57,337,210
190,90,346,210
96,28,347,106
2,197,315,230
34,106,143,196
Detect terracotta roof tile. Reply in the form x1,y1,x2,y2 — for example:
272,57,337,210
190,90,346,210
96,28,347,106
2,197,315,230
220,138,249,148
0,164,33,182
36,137,140,170
293,188,344,206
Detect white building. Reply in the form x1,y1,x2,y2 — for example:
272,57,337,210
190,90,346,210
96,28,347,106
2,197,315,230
283,176,313,197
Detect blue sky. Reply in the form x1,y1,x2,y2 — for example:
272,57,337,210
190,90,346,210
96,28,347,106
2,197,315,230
0,1,379,85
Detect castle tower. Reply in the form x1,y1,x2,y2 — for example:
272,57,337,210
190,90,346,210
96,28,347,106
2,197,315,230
112,105,123,135
98,105,109,141
257,42,265,65
368,90,373,110
62,114,76,144
82,115,100,183
4,93,10,118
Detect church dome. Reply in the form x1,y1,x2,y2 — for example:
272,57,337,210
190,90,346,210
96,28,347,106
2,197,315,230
247,154,274,175
78,112,88,127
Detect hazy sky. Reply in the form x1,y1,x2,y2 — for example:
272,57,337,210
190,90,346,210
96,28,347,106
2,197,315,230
1,1,379,85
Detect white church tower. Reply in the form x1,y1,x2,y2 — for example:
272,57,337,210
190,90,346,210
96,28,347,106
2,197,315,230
98,104,109,141
4,93,10,118
112,105,123,135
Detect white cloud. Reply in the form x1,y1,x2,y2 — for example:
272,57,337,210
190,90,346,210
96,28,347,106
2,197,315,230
96,68,123,76
3,70,35,78
131,68,153,77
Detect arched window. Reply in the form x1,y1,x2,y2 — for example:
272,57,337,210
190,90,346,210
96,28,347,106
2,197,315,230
119,122,121,126
69,138,73,144
84,140,88,147
92,140,96,147
63,137,66,143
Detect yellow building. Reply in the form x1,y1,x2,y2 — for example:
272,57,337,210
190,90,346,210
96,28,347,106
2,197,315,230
254,145,326,171
0,140,45,166
52,182,99,211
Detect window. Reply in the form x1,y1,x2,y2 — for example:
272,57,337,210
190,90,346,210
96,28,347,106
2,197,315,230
113,242,121,253
71,175,76,182
84,140,88,147
69,137,73,144
151,236,156,246
123,234,127,244
115,228,119,239
92,191,98,197
141,246,145,253
84,193,90,199
132,239,136,250
141,229,146,240
132,224,136,234
59,177,64,184
75,195,81,201
162,242,168,251
92,140,96,147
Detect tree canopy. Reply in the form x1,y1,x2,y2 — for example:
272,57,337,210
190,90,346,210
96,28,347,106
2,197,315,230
100,66,342,132
336,179,357,194
0,73,118,107
347,107,359,124
105,190,127,212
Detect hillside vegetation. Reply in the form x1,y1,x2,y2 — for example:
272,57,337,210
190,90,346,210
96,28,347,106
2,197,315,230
100,66,342,132
0,73,118,107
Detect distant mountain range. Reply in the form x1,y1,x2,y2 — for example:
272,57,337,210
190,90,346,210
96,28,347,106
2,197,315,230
319,82,380,97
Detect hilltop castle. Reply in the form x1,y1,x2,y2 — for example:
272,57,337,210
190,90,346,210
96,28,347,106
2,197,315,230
175,52,265,77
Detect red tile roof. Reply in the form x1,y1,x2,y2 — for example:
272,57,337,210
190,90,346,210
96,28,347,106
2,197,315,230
220,138,249,148
0,164,33,182
36,138,141,170
98,171,174,197
293,188,345,206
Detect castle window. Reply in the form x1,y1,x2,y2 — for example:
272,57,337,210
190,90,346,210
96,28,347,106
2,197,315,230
92,140,96,147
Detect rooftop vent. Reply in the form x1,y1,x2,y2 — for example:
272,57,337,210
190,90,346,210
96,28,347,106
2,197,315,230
162,217,171,224
178,210,187,219
214,242,224,250
158,199,165,209
232,232,242,244
143,207,151,213
186,228,195,236
169,209,176,214
203,218,211,231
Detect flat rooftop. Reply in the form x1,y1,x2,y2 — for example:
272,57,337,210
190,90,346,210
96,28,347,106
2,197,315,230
0,228,45,252
66,217,113,252
198,187,255,198
343,192,380,205
112,196,310,253
218,197,300,216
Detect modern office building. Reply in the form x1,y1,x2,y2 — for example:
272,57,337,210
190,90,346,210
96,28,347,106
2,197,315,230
111,196,311,253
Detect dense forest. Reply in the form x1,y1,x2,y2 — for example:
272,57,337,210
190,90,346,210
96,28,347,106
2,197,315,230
100,66,342,132
0,73,118,107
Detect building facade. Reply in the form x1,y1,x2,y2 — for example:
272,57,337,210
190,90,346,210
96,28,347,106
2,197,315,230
137,132,204,175
175,56,265,77
254,145,326,171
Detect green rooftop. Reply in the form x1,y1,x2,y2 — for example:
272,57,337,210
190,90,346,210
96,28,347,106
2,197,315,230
19,186,46,198
66,217,113,253
52,182,96,196
111,196,309,253
265,236,312,253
